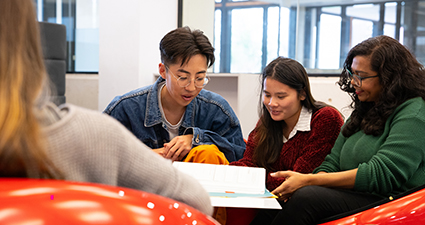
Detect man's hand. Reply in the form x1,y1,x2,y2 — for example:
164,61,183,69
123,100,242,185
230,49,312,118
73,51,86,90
164,134,194,161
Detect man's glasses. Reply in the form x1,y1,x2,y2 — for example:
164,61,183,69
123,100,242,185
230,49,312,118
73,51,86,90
165,66,209,88
346,68,379,87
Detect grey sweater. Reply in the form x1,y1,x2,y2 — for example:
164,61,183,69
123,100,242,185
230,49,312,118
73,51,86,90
39,103,212,215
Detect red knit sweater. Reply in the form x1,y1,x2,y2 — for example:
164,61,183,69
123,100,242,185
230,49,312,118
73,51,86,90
230,106,344,192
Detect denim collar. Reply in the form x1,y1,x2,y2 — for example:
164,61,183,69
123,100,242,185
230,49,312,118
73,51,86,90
144,77,195,128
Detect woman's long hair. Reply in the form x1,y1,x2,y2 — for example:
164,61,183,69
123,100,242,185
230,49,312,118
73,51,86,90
0,0,60,178
338,35,425,137
253,57,329,171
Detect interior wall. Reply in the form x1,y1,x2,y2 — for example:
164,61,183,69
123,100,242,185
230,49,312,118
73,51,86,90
182,0,215,43
66,74,99,111
98,0,178,111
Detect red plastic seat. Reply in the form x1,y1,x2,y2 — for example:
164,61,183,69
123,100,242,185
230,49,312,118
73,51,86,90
320,186,425,225
0,178,219,225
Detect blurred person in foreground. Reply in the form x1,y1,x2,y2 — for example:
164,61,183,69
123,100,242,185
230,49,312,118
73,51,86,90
0,0,212,216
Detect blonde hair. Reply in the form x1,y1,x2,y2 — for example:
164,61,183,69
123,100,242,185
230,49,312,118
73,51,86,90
0,0,60,178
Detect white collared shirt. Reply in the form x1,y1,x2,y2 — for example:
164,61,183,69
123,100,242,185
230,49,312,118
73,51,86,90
283,106,312,143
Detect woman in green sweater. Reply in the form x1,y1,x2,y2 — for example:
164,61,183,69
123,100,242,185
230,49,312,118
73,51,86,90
250,35,425,225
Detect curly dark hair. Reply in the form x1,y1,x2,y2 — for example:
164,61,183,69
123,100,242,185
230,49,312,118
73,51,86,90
338,35,425,137
159,26,215,68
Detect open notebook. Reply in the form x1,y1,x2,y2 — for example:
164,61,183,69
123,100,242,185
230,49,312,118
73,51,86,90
173,161,266,194
173,162,282,209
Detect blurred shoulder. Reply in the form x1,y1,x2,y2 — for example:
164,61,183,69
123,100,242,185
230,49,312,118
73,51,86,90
49,103,130,135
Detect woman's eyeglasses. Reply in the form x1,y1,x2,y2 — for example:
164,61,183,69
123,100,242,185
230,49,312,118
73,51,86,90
346,68,378,87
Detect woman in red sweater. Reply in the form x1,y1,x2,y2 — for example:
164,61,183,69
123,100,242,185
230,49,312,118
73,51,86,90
226,57,344,224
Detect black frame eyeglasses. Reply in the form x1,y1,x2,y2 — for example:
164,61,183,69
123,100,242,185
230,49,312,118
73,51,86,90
165,66,209,88
346,68,379,87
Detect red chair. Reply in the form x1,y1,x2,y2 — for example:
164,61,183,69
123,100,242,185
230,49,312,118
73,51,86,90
0,178,219,225
319,185,425,225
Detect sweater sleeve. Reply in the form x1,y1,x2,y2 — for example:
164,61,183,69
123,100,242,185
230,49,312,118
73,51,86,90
267,107,344,191
354,104,425,195
291,107,344,173
113,119,214,215
46,105,213,216
312,131,347,174
229,130,257,168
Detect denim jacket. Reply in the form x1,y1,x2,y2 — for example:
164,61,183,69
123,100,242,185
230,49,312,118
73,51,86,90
103,77,246,162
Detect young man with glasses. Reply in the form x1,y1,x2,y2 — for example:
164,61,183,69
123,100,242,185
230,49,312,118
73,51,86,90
103,27,245,164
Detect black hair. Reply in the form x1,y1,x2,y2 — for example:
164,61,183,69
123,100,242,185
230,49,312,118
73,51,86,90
160,26,215,68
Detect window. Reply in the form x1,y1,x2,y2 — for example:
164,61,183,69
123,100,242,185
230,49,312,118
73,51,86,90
214,0,281,73
214,0,425,74
34,0,99,73
34,0,425,74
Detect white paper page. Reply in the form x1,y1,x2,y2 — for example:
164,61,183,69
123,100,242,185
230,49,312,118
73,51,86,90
210,196,282,209
173,162,266,194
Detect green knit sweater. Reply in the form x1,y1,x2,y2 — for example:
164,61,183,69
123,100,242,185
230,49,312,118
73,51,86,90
314,97,425,197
